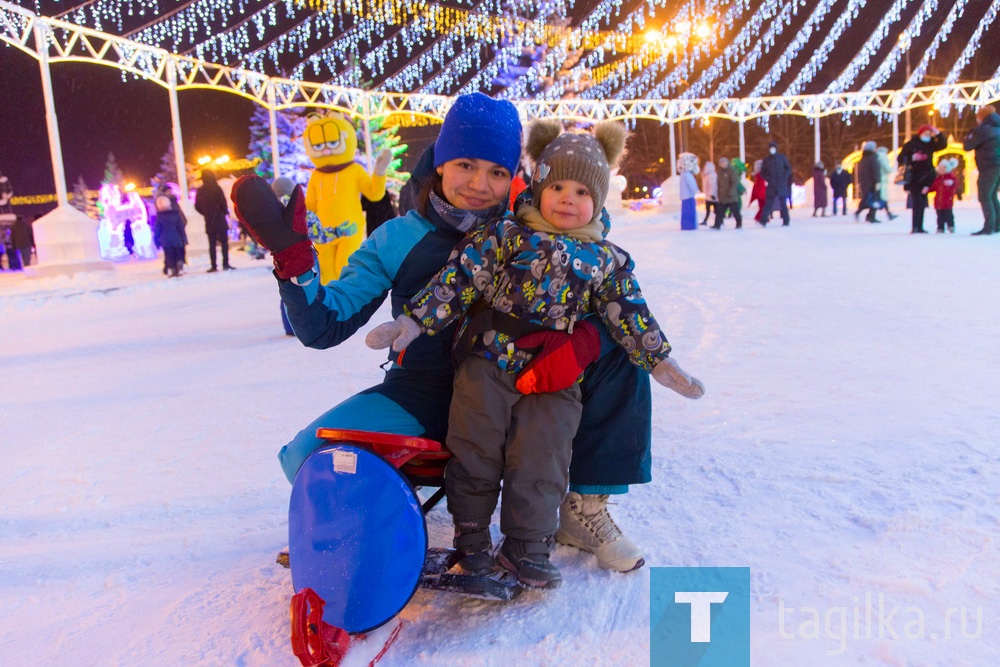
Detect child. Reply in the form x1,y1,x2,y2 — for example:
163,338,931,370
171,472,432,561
678,152,700,230
366,121,704,590
924,158,960,233
153,195,186,277
829,164,852,216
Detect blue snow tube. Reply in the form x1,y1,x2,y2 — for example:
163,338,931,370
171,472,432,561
288,443,427,633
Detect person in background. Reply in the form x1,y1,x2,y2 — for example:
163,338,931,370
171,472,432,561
0,171,13,215
730,157,749,219
750,159,767,222
700,160,718,225
195,169,235,271
362,192,399,237
812,162,828,217
122,218,136,256
714,157,742,229
854,141,882,223
759,141,792,226
153,195,186,277
829,163,852,216
963,105,1000,236
898,124,947,234
875,146,899,222
508,167,528,212
678,152,700,230
3,224,21,270
924,158,960,234
12,214,34,267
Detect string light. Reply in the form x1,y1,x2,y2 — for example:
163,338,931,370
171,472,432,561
9,0,998,107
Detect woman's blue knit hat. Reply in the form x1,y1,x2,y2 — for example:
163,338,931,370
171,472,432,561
434,93,522,175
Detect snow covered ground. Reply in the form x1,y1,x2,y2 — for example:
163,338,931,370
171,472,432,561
2,201,998,666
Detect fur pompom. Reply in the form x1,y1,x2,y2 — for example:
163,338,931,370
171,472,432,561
593,121,628,168
524,119,564,163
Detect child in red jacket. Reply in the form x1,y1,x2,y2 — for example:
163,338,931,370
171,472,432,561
924,158,960,233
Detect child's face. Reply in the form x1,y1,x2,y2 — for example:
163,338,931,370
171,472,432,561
539,179,595,231
437,158,512,211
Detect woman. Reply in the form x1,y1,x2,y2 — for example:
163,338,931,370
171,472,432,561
811,162,827,217
231,93,653,573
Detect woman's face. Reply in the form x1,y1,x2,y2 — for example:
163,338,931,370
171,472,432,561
436,158,511,211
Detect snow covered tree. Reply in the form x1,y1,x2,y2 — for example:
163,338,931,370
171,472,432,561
246,106,313,185
151,141,197,193
103,152,125,188
71,176,94,218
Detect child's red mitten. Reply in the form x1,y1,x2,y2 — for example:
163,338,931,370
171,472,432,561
514,320,601,394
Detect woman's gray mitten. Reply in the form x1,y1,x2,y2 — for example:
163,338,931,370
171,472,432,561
365,315,422,352
652,358,705,399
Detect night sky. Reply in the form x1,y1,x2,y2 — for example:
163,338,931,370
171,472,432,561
0,45,255,199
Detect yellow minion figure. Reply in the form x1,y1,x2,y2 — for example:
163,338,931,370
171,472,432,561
303,110,392,282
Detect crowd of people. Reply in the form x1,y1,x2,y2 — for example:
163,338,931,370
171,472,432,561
685,116,1000,236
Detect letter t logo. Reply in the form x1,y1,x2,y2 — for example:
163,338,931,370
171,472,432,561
674,591,730,642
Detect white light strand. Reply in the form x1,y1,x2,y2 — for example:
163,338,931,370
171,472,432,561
859,0,940,93
899,0,970,92
746,0,841,99
944,0,1000,85
710,0,796,100
559,0,710,100
657,0,773,101
616,0,730,100
782,0,868,96
823,0,912,94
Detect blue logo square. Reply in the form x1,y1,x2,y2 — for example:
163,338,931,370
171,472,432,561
650,567,750,667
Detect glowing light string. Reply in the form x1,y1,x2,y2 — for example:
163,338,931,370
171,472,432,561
944,0,1000,86
746,0,841,99
781,0,872,96
858,0,941,93
709,0,798,100
823,0,912,94
647,0,771,101
897,0,971,92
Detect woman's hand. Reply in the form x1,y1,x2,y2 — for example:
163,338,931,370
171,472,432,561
231,175,314,280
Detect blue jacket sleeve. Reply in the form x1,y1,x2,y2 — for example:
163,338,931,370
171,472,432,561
278,213,431,349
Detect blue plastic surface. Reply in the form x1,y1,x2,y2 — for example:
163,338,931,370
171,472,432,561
288,444,427,633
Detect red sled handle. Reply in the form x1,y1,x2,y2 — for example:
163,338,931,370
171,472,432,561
290,588,351,667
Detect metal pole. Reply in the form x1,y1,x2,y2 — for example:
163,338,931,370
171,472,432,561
738,118,746,164
669,121,677,175
267,82,281,179
34,22,68,207
905,51,912,139
892,111,899,154
166,60,188,195
814,115,821,165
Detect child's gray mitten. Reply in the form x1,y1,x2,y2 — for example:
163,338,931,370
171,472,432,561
652,358,705,399
365,315,421,352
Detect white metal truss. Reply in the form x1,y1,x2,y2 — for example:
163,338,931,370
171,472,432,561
4,1,997,124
